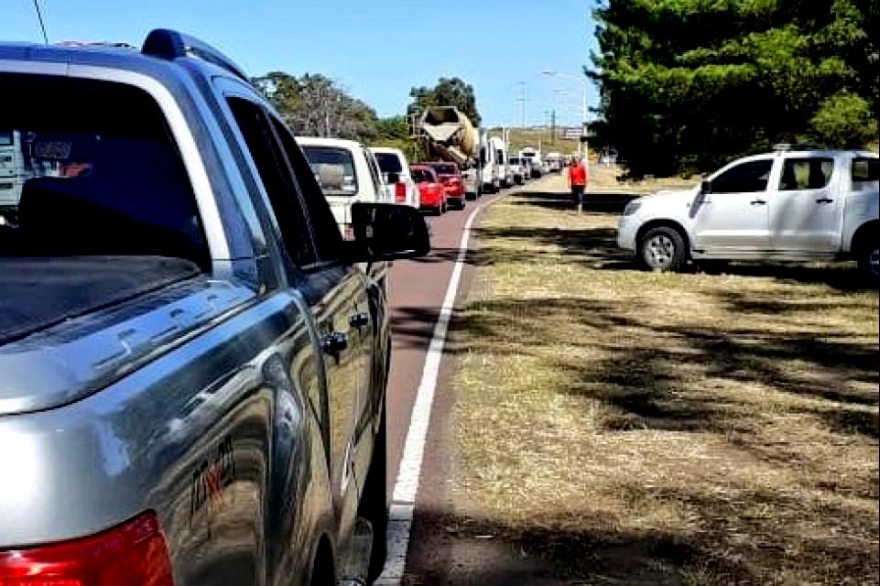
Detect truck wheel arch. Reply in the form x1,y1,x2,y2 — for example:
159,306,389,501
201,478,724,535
308,535,337,585
636,219,692,257
850,220,878,256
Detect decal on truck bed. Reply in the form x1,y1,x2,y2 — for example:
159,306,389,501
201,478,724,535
190,435,236,527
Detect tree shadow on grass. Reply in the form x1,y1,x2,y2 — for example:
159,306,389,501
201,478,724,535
473,225,637,271
407,483,878,585
449,294,878,439
510,190,641,215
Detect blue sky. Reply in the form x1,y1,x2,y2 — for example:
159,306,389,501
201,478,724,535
2,0,599,128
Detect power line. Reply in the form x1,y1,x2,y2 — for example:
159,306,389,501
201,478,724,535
32,0,49,44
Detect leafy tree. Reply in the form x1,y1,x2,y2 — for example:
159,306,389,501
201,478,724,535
253,72,378,142
407,77,482,127
592,0,879,177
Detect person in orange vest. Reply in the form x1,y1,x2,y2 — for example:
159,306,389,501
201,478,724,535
567,156,589,214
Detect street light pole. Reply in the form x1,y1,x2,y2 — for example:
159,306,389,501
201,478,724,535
542,70,588,158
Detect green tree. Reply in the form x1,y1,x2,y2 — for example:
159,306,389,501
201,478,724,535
592,0,878,177
253,72,379,142
407,77,482,127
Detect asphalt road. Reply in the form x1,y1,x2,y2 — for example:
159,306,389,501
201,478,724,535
384,190,503,491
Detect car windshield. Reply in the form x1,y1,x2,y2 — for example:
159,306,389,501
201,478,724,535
374,152,404,174
0,73,208,268
509,157,521,165
301,146,358,196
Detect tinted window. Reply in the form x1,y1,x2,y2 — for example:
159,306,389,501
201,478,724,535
301,146,358,196
412,168,434,183
429,163,458,176
779,158,834,191
227,98,317,267
269,118,344,262
495,150,505,164
374,152,404,174
852,158,879,182
711,160,773,194
0,74,207,267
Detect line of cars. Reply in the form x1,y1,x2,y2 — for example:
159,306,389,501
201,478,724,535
292,138,474,235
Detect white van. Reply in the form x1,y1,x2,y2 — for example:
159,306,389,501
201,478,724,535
369,146,419,209
490,136,510,188
298,137,392,240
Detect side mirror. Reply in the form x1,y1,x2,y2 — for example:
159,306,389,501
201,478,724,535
700,180,712,194
349,202,430,262
387,172,401,185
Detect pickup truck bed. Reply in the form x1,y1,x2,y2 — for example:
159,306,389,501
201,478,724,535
0,256,200,345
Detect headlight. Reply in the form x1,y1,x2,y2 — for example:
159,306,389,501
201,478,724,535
623,200,642,216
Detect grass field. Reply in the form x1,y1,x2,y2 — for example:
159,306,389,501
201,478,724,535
448,173,879,584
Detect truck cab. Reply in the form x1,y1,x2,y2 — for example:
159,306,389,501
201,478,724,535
298,137,393,240
617,148,879,280
0,30,430,586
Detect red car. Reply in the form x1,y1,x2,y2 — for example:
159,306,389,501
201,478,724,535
426,162,465,209
411,165,448,214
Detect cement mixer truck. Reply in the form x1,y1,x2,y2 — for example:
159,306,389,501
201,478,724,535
417,106,485,198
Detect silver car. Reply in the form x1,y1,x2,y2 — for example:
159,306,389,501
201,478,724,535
0,29,429,585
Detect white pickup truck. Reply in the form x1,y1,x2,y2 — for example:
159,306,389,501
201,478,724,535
617,149,879,281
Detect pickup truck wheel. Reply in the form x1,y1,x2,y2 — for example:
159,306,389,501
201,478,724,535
639,227,687,272
360,412,388,581
857,242,879,283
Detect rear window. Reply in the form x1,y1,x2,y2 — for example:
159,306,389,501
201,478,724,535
429,163,459,176
852,158,879,182
0,74,207,268
412,168,433,183
779,158,834,191
301,145,358,196
374,152,404,174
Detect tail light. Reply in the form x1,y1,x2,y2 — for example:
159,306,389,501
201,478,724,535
0,512,173,586
394,182,407,203
342,223,355,241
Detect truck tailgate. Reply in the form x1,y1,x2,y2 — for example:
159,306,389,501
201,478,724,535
0,256,200,346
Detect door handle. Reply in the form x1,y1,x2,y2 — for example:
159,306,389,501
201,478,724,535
321,332,348,355
750,199,767,206
349,311,370,329
816,197,834,204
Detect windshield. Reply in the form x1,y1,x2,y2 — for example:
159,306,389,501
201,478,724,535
301,146,358,196
509,157,522,165
374,151,404,175
0,73,208,268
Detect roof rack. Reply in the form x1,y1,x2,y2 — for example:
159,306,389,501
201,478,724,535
141,29,249,82
773,142,822,153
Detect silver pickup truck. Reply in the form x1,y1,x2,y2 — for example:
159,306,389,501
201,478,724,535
0,30,429,586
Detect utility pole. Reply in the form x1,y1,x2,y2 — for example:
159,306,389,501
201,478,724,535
516,81,527,128
551,109,556,145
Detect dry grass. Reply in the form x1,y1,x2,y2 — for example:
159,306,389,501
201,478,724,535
450,175,879,584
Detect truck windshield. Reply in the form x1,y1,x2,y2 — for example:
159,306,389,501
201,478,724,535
374,152,404,175
301,146,358,196
0,73,208,268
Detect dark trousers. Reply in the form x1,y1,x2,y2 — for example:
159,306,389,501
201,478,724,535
571,184,585,205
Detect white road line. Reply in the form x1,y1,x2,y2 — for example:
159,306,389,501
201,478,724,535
376,197,491,585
